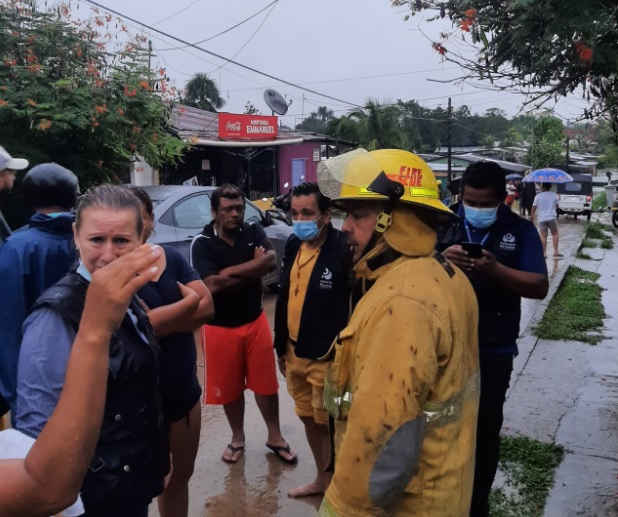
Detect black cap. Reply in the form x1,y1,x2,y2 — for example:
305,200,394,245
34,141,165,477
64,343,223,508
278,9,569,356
22,163,79,210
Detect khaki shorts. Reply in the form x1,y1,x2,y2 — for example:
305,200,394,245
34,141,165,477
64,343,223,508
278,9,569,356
284,342,329,426
539,219,558,232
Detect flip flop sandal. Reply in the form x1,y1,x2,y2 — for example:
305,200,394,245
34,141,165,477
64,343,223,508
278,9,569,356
222,443,245,463
266,443,298,465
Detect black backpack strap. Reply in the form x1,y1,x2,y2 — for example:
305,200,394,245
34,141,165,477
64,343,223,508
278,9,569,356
434,252,456,278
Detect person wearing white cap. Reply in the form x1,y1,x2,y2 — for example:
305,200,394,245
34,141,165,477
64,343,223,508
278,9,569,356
0,146,29,247
0,163,79,424
0,146,28,427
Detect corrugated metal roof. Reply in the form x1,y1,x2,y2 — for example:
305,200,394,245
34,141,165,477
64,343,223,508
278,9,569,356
426,153,531,173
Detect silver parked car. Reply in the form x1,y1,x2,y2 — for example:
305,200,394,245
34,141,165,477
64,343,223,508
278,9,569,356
141,186,293,289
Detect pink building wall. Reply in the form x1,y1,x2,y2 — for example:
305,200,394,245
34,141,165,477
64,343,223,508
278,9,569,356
277,142,321,193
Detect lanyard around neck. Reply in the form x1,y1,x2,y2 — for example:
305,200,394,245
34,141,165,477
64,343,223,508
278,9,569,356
463,219,491,246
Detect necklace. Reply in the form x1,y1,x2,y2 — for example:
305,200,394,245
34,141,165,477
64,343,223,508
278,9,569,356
294,246,319,296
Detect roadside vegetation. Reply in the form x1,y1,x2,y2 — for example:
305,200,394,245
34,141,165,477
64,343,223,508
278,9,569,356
534,266,605,344
592,192,607,212
586,221,614,249
490,436,565,517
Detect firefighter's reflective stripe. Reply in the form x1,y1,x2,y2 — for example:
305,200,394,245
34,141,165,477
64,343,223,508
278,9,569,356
423,372,480,429
323,380,352,421
317,497,343,517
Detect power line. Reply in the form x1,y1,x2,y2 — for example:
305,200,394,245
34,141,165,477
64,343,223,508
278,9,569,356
156,1,278,50
221,66,461,92
152,0,203,26
208,1,278,74
82,0,361,108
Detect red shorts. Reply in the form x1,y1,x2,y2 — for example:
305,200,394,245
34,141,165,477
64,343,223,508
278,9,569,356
200,311,278,405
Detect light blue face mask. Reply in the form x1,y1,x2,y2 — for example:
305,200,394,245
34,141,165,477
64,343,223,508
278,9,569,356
292,219,322,241
464,204,499,229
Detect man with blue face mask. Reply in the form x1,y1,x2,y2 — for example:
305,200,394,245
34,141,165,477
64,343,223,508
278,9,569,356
437,161,549,517
274,182,352,498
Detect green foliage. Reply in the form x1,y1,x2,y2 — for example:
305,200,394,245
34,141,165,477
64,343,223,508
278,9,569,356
345,98,408,151
318,98,559,153
534,266,605,344
244,101,260,115
585,221,614,249
0,1,186,187
183,73,224,113
586,221,609,239
581,239,598,249
592,192,607,212
392,0,618,125
527,116,565,169
326,116,359,142
489,436,564,517
296,106,334,133
501,127,524,147
576,249,593,260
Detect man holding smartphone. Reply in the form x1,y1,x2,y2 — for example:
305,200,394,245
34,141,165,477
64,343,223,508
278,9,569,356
437,161,549,517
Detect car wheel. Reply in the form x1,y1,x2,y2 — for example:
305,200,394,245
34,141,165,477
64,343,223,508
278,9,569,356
613,211,618,229
586,211,591,221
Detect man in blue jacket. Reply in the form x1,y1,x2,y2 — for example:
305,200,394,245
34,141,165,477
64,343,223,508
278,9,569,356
437,161,549,517
0,163,79,418
274,182,352,498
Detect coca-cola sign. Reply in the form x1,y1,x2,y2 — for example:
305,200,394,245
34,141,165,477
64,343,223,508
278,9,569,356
218,113,278,140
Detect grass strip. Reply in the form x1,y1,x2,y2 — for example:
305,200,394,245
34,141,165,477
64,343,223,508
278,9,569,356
584,221,614,250
534,266,605,344
592,192,606,212
490,436,565,517
576,249,593,260
581,239,597,248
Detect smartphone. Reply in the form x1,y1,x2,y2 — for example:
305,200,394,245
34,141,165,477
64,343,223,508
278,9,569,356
461,241,484,259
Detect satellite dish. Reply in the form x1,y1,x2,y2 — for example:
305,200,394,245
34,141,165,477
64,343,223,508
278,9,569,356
264,89,291,115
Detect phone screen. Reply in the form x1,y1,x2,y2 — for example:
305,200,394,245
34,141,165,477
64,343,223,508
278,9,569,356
461,241,484,259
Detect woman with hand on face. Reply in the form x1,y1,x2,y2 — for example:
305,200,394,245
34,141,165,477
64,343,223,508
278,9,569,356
13,185,169,517
0,244,162,517
126,186,214,517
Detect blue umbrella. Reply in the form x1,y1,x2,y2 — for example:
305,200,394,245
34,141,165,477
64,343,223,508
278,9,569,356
522,168,574,184
505,173,523,181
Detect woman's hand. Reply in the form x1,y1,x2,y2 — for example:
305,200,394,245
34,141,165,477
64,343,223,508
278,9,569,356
82,244,162,337
178,282,200,314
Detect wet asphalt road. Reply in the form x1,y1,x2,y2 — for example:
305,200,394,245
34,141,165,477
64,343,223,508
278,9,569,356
149,214,587,517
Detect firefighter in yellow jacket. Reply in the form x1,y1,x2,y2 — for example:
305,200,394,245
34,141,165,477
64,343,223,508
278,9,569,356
316,149,480,517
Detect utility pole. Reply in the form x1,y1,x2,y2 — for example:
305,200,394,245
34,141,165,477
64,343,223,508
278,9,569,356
447,97,453,184
565,135,570,170
301,94,305,121
148,40,152,76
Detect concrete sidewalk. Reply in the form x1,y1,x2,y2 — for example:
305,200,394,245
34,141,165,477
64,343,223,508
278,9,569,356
499,215,618,516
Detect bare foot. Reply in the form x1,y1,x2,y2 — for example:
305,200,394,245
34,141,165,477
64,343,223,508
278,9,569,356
288,481,329,498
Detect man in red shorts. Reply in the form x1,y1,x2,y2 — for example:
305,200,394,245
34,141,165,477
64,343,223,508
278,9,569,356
191,184,296,464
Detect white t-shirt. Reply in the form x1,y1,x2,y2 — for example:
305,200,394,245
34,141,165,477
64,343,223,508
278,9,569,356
0,429,85,516
533,191,559,222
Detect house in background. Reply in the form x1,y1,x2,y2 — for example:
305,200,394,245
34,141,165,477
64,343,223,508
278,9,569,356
133,105,355,199
425,153,532,179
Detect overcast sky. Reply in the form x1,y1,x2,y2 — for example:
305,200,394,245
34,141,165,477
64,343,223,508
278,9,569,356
79,0,590,126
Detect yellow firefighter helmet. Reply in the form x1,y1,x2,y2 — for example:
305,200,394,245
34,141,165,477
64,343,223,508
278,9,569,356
317,148,451,217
